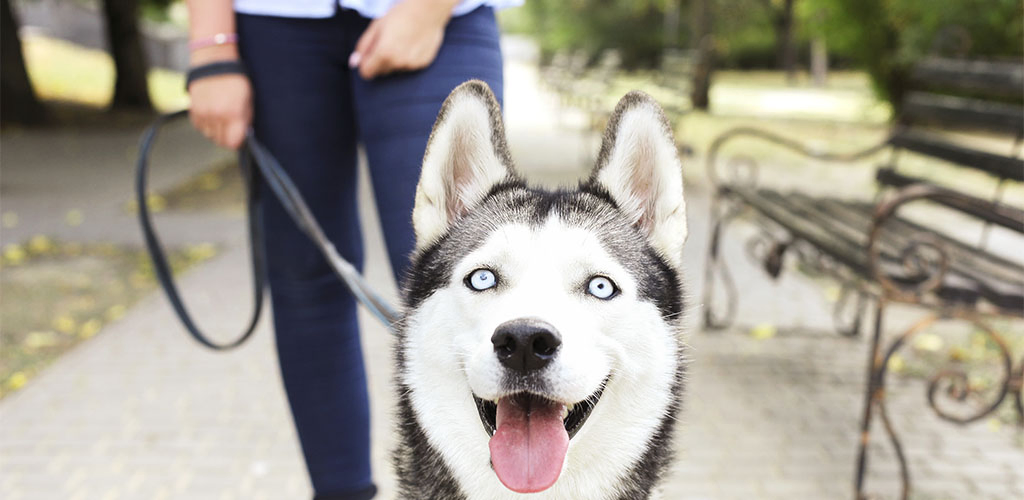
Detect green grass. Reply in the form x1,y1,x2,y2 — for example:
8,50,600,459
23,34,189,112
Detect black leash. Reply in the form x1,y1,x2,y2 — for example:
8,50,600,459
136,110,400,350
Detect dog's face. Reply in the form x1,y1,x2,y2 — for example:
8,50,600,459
399,81,686,498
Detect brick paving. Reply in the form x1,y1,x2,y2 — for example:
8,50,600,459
2,40,1022,500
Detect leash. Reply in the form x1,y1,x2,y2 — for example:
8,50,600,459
136,110,400,350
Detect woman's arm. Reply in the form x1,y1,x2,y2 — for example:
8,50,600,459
185,0,252,149
352,0,462,79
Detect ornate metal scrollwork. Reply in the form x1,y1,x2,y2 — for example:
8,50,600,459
859,312,1022,500
705,126,889,190
701,198,745,330
867,186,961,301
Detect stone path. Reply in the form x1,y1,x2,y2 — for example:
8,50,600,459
2,37,1022,500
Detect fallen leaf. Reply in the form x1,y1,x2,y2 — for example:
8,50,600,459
6,372,28,390
147,194,167,213
750,323,777,340
105,304,127,322
3,244,26,265
823,285,842,303
53,315,77,334
78,319,102,339
65,209,84,227
888,354,905,373
28,235,55,254
25,331,58,350
913,333,944,353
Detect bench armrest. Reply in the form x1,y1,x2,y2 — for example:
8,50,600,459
705,126,890,189
866,183,1024,304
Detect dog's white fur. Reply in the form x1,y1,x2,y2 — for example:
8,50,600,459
402,85,686,499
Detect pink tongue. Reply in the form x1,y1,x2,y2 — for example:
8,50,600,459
489,397,569,493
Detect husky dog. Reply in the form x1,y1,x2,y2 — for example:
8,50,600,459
394,80,687,499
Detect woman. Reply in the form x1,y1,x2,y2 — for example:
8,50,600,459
183,1,517,498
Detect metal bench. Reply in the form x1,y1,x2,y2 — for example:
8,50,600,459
700,56,1023,499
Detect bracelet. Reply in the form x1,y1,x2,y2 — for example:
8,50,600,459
188,33,238,51
185,60,248,90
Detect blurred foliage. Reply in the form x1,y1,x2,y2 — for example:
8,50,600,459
804,0,1023,101
509,0,673,69
505,0,1022,102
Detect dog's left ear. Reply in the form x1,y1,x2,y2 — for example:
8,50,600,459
589,91,687,269
413,80,517,250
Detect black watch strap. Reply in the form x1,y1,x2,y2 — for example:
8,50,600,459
185,60,247,90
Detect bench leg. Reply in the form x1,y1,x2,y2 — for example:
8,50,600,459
702,196,741,330
855,300,911,500
855,310,1021,500
833,285,867,337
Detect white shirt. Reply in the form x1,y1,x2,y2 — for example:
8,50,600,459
234,0,522,19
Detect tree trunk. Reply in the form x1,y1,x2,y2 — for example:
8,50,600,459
773,0,797,84
102,0,152,110
1,0,47,126
689,0,713,110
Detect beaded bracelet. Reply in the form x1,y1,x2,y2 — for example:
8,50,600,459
188,33,238,51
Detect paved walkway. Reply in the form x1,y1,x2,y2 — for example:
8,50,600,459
2,38,1023,500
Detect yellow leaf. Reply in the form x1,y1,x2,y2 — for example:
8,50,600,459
2,211,18,228
888,354,905,373
987,418,1002,432
823,285,842,303
913,333,943,353
105,304,127,321
53,315,77,334
65,209,84,227
25,331,58,350
147,194,167,213
750,323,777,340
3,244,26,265
198,172,222,191
28,235,55,254
186,243,217,261
6,372,28,390
78,319,102,339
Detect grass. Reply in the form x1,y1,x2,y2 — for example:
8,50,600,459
22,34,189,112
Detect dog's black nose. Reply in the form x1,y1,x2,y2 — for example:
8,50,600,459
491,318,562,372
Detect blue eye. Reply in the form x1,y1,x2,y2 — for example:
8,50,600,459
587,276,617,299
466,268,497,291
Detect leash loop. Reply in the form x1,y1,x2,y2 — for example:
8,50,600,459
136,111,400,350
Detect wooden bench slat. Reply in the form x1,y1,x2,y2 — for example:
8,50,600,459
812,197,1024,283
889,131,1024,181
731,187,1024,310
910,57,1024,97
786,194,1024,309
902,92,1024,135
875,168,1024,231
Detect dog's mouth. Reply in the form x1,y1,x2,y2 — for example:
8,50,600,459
472,380,607,494
473,382,606,440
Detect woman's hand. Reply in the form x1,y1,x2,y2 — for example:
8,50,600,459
351,0,460,79
187,45,252,150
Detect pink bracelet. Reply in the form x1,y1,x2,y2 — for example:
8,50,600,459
188,33,238,51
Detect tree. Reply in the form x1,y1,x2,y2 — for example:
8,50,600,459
1,0,47,125
690,0,713,110
760,0,798,81
102,0,152,110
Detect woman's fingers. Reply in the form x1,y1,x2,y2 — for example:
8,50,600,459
187,74,252,150
352,22,381,70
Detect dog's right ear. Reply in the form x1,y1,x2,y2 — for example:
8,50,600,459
412,80,516,250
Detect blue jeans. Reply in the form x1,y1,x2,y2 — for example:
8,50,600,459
237,7,503,499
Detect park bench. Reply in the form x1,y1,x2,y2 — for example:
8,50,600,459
700,55,1023,499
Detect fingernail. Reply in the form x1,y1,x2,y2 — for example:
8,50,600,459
348,52,361,68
